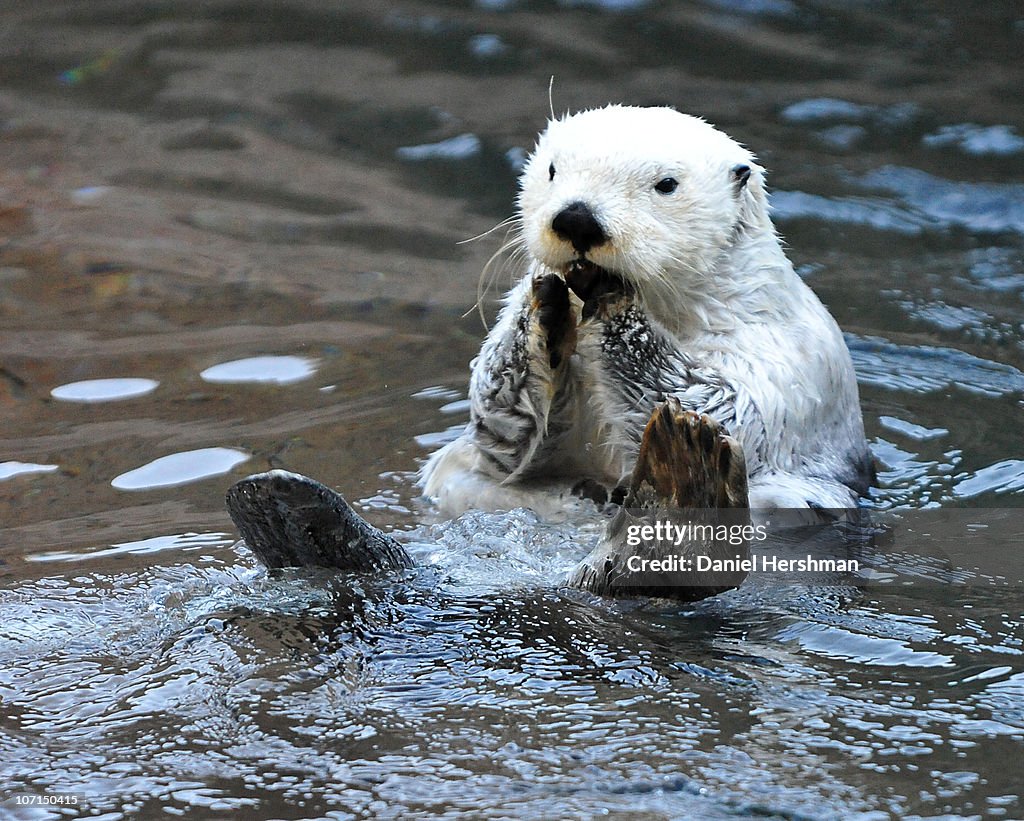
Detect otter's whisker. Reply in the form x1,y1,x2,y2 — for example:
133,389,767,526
467,220,527,328
458,214,521,246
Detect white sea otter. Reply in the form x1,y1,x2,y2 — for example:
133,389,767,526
226,104,872,600
422,104,872,517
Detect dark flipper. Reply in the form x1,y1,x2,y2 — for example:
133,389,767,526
226,470,413,572
568,398,751,601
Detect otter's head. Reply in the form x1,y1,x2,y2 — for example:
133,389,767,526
517,105,770,318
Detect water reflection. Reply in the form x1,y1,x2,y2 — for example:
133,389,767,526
397,133,483,161
858,166,1024,235
2,511,1022,817
27,532,237,563
0,461,60,481
923,123,1024,157
953,460,1024,499
847,336,1024,396
0,0,1022,817
199,355,318,385
51,377,160,402
111,448,251,491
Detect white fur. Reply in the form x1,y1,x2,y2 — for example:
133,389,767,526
423,105,869,514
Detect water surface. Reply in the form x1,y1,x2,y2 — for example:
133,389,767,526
1,1,1022,818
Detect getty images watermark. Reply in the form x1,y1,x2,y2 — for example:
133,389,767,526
622,519,861,574
596,506,870,597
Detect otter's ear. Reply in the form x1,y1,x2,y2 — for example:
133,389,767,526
731,163,752,191
733,161,768,228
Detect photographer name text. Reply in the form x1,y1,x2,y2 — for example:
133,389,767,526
624,554,860,573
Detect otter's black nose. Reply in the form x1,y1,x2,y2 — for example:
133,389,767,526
551,201,607,255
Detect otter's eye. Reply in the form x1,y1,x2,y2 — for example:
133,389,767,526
654,177,678,194
548,163,556,181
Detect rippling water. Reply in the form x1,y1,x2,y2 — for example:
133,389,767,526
1,1,1022,818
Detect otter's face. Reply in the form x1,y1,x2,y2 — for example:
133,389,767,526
517,106,765,293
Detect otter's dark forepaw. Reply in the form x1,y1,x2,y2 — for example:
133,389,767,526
532,273,576,369
564,260,632,321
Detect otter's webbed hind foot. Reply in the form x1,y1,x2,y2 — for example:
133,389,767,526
569,399,750,601
226,470,413,572
627,397,747,510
